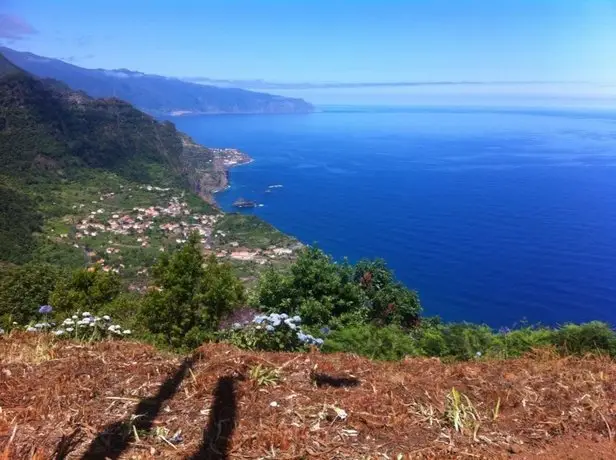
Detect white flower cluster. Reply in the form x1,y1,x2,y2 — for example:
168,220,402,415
24,311,131,339
252,313,324,346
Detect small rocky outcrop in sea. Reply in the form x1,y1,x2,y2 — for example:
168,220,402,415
233,198,257,209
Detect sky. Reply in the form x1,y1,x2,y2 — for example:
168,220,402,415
1,0,616,105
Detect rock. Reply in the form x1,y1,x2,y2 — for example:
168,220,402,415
508,444,523,454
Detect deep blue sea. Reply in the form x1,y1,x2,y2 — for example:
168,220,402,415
169,106,616,327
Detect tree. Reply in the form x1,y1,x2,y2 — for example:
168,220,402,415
141,233,245,349
354,259,421,327
0,263,64,326
253,247,421,329
254,247,364,328
49,265,122,315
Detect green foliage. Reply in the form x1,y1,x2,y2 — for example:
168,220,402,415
445,388,479,434
49,266,122,315
0,263,64,327
253,247,421,330
220,321,306,352
322,325,419,361
248,364,281,386
141,234,245,349
0,183,43,263
98,292,146,336
495,327,553,358
551,321,616,356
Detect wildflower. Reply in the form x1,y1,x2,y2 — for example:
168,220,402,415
63,319,74,325
71,315,78,320
284,319,297,330
26,326,37,332
66,327,74,332
291,315,302,324
82,312,91,317
315,338,324,346
255,325,262,330
34,323,44,329
253,316,265,324
476,351,482,358
279,313,289,320
0,328,4,335
271,319,281,327
320,326,331,335
38,305,53,314
53,330,64,336
123,330,132,335
232,322,242,330
89,322,95,327
103,315,111,321
266,325,275,332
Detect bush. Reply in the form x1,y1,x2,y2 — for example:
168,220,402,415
49,265,122,316
0,263,64,328
220,312,323,352
551,321,616,356
141,233,245,349
22,310,132,341
253,247,421,329
494,326,553,358
322,325,419,361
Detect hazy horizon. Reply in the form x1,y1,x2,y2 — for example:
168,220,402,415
2,0,616,106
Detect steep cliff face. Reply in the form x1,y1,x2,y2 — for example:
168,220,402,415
179,134,229,203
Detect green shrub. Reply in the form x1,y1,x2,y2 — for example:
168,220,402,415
99,292,145,336
495,327,554,358
322,325,419,361
551,321,616,356
0,262,65,327
219,313,322,352
49,265,122,315
440,323,498,360
141,233,245,350
253,247,421,329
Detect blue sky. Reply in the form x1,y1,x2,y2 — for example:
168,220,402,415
1,0,616,104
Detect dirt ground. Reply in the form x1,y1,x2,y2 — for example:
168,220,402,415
1,334,616,459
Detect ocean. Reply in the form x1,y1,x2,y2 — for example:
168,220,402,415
169,106,616,327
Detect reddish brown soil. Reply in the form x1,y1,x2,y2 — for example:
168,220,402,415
1,334,616,459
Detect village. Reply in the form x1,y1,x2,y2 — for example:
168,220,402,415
54,183,299,278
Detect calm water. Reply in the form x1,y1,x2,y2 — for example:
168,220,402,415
170,107,616,327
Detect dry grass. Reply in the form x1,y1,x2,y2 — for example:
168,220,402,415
0,332,58,365
1,335,616,458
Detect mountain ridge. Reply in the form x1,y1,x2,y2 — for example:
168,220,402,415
0,47,314,115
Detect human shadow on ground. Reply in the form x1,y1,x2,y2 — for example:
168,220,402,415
80,353,201,459
312,372,360,388
187,375,239,460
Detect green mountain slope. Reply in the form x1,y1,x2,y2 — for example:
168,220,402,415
0,54,228,263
